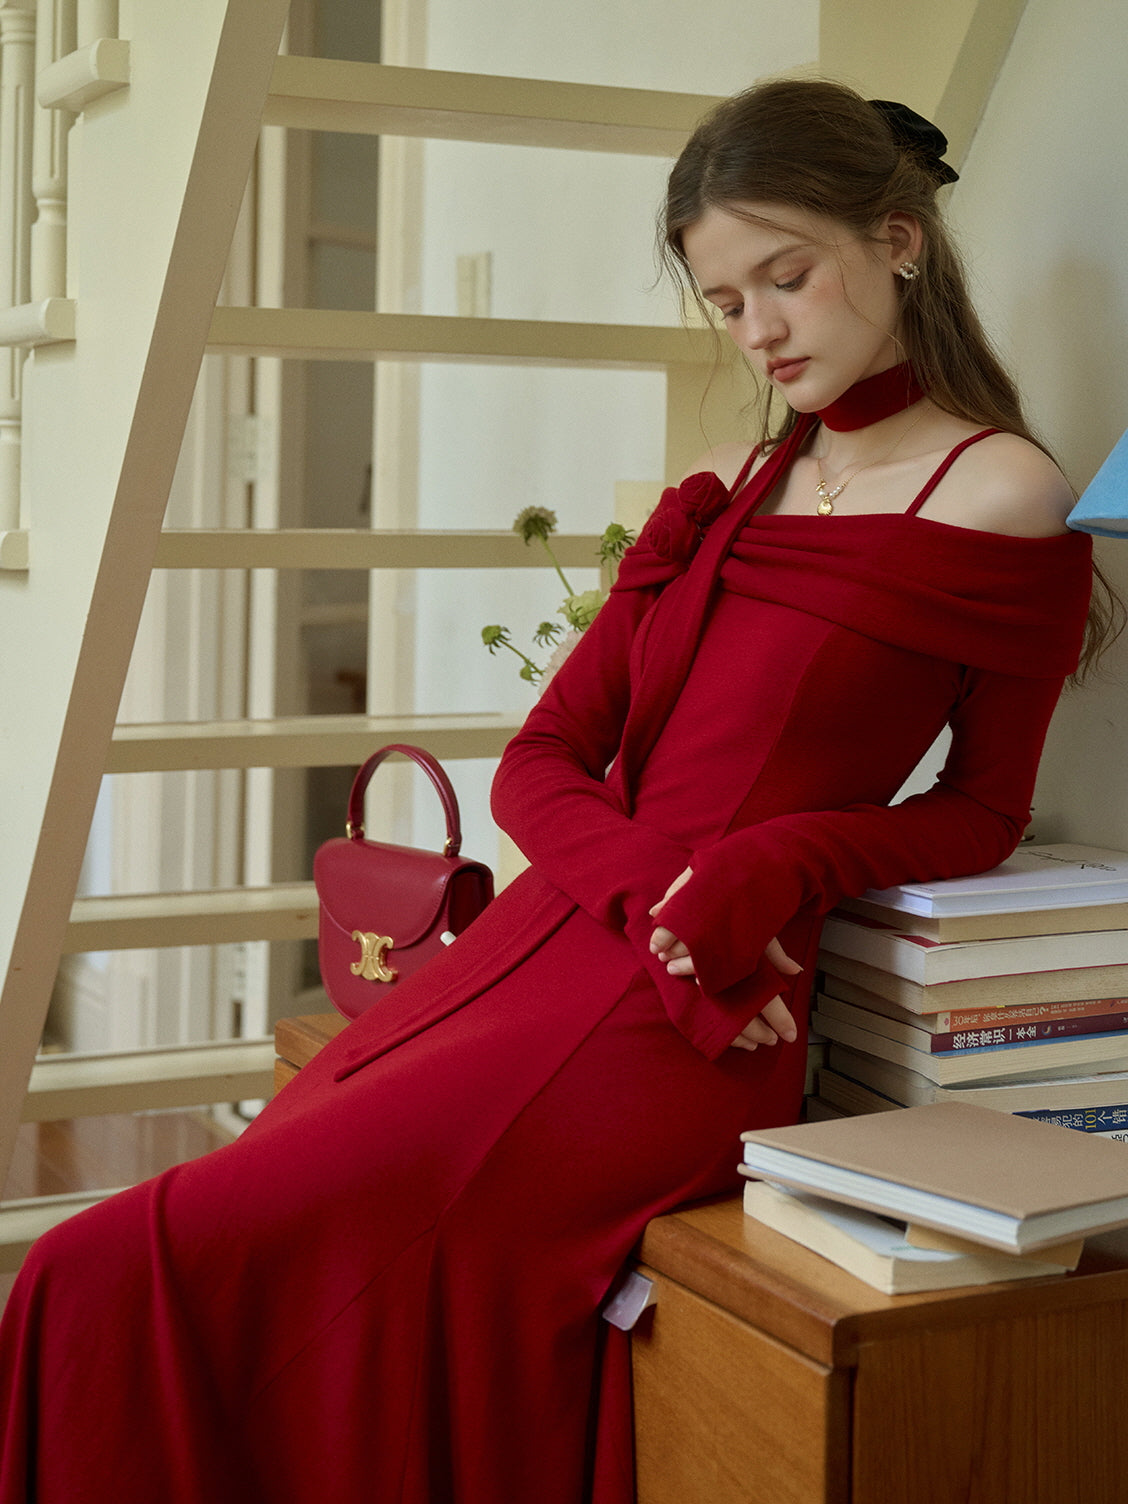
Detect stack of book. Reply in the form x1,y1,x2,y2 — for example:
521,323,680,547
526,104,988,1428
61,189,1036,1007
811,844,1128,1138
740,1101,1128,1293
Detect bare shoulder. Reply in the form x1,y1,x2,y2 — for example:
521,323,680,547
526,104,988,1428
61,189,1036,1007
922,431,1075,538
681,441,760,489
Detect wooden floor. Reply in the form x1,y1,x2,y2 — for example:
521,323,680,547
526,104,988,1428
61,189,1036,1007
0,1110,237,1316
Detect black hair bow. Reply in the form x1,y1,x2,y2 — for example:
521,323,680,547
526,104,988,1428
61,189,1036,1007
869,99,960,185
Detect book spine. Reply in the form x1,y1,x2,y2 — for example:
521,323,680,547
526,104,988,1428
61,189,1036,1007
1016,1104,1128,1134
933,996,1128,1032
812,1011,1128,1086
935,1013,1128,1054
821,919,1128,986
818,952,1128,1012
819,974,1128,1033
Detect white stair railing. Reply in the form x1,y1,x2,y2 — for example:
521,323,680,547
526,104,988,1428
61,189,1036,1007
0,2,36,536
0,8,754,1269
0,0,292,1228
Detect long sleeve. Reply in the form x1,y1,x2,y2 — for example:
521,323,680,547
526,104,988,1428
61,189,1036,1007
491,569,802,1061
655,663,1068,1001
490,581,692,935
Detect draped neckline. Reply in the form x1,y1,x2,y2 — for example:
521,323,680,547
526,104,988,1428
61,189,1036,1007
607,413,1093,805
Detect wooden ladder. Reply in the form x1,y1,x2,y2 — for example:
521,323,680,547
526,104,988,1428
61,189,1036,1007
0,0,739,1266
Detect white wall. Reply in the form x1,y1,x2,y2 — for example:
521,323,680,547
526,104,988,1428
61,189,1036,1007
950,0,1128,848
399,0,819,861
422,0,817,94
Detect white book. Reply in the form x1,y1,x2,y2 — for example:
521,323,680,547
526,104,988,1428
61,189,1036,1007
860,844,1128,919
820,914,1128,985
743,1180,1068,1294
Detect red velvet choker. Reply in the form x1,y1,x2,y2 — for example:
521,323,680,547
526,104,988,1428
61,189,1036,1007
815,363,926,431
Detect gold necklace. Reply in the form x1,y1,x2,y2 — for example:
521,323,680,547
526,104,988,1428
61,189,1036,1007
814,408,927,516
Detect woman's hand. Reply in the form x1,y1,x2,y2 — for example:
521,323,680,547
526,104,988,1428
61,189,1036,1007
729,991,799,1052
649,867,802,1048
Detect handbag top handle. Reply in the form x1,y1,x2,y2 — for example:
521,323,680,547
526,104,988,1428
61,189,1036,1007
345,743,464,857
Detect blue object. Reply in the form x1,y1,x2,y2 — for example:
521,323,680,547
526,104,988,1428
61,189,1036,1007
1068,430,1128,537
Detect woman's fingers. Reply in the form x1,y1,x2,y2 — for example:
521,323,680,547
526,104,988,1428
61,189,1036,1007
650,925,695,976
648,865,693,918
730,993,799,1052
759,993,798,1041
649,925,679,956
764,935,803,976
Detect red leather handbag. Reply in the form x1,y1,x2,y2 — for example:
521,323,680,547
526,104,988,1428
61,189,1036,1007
313,744,495,1021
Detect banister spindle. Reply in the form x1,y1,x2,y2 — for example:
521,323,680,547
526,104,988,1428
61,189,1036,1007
31,0,75,302
75,0,113,46
0,3,36,531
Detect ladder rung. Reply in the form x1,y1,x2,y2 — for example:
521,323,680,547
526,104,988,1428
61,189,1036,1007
106,713,521,772
23,1040,276,1123
207,307,712,367
66,885,319,952
153,529,607,570
37,38,131,113
0,530,29,571
0,298,76,349
264,56,717,156
0,1193,118,1271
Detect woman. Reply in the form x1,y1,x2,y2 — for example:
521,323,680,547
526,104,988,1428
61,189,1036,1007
0,79,1103,1503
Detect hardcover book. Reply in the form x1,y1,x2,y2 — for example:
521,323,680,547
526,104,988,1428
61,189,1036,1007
739,1101,1128,1253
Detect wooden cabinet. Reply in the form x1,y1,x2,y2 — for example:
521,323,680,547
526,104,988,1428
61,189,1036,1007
274,1011,347,1093
633,1198,1128,1504
276,1017,1128,1503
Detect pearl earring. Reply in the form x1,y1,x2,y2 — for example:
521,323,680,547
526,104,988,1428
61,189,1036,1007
898,261,921,281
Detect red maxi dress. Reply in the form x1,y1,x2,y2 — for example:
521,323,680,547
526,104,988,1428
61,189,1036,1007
0,415,1092,1503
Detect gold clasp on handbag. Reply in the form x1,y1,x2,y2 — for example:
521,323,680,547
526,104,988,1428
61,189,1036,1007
350,931,399,983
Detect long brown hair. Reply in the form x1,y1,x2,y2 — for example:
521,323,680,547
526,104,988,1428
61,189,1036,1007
660,78,1122,677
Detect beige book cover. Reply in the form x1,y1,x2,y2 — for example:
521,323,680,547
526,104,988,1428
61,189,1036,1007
740,1101,1128,1252
743,1181,1067,1294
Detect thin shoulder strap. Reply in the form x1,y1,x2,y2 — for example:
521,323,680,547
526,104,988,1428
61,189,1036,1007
728,444,760,500
904,428,1001,516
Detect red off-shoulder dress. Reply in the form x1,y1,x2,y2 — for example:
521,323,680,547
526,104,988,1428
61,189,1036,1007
0,416,1092,1503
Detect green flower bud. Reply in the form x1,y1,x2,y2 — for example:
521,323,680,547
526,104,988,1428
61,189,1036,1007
598,522,635,564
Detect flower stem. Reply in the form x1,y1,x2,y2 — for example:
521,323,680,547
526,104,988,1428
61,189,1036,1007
540,537,574,597
500,639,542,680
